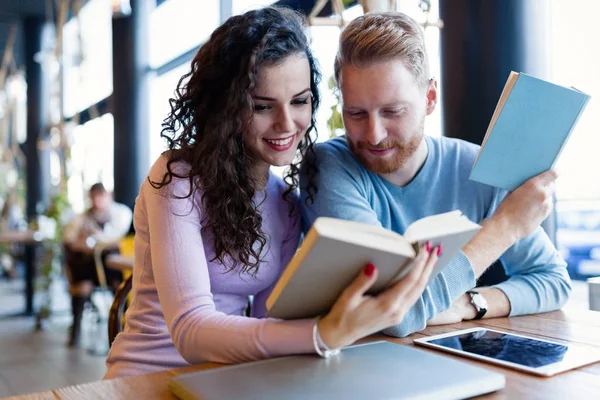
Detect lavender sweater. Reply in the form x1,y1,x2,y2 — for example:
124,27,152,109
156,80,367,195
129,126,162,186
104,157,316,378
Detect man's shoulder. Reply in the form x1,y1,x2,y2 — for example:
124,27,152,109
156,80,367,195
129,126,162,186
429,135,481,158
427,136,500,203
313,136,366,173
314,135,350,158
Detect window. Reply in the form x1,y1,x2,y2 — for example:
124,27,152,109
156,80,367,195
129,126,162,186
149,64,191,163
549,1,600,279
233,0,276,14
67,114,115,213
63,0,113,117
149,0,220,69
549,1,600,201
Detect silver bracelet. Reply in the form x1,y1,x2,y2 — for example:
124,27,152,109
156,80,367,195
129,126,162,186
312,316,341,358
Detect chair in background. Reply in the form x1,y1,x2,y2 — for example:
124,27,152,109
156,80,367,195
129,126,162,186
105,235,135,347
108,274,133,346
85,235,134,353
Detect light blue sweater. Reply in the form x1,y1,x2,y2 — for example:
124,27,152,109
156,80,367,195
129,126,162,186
301,135,571,338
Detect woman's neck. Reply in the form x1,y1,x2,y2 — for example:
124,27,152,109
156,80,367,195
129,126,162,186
250,161,271,190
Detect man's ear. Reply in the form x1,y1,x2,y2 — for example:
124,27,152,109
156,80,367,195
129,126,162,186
425,79,438,116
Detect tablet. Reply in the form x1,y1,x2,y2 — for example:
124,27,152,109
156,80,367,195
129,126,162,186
414,327,600,377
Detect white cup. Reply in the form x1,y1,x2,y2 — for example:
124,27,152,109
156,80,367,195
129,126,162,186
588,277,600,311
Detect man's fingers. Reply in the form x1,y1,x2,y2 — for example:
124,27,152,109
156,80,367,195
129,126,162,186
534,169,559,186
544,180,556,197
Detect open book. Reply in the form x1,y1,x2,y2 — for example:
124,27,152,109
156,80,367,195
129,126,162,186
266,211,481,320
470,71,591,191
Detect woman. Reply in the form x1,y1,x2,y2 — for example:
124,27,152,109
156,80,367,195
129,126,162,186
105,7,440,378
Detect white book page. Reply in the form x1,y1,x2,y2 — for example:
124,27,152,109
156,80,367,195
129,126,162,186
403,210,477,243
315,217,415,257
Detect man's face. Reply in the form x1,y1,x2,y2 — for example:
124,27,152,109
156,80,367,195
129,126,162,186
340,59,437,174
90,191,110,212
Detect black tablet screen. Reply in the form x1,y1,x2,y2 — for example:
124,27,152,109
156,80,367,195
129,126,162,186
428,330,568,368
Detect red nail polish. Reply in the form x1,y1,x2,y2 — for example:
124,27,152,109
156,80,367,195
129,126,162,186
437,244,443,256
364,263,376,277
426,241,432,253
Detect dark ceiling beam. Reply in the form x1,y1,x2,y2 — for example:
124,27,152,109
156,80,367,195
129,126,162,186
0,0,47,17
274,0,359,17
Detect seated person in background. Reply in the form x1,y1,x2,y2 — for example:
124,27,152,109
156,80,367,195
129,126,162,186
301,12,571,337
63,182,132,347
104,7,441,379
0,193,26,279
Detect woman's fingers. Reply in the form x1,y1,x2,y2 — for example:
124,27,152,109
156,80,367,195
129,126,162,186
403,245,439,302
338,262,379,307
381,243,433,300
373,243,439,322
323,245,441,348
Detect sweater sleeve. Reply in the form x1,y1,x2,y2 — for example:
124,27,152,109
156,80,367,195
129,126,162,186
252,199,302,318
301,144,475,338
144,168,315,365
487,189,572,316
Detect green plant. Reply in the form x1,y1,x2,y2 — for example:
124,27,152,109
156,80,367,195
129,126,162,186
326,76,344,138
35,190,71,328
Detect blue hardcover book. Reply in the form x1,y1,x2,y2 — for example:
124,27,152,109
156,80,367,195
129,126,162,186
470,72,590,191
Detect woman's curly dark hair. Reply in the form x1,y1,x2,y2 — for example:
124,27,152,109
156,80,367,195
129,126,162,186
150,7,321,275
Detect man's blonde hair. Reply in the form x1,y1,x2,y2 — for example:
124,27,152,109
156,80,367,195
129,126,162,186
334,12,430,87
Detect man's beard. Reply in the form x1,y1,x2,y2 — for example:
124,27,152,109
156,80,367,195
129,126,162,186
348,123,425,175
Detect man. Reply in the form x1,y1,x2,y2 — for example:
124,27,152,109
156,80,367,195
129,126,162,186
301,12,570,337
63,183,133,346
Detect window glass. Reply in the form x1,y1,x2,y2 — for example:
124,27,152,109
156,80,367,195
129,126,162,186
150,0,220,68
67,114,115,213
149,64,191,163
550,1,600,280
63,0,113,117
549,0,600,200
233,0,276,14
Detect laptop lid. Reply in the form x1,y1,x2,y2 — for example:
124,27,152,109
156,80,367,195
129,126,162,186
169,341,505,400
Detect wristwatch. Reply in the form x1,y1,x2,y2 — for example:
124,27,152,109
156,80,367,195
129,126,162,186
466,290,488,320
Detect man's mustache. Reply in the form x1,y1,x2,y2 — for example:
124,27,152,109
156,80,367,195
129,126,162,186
356,140,404,150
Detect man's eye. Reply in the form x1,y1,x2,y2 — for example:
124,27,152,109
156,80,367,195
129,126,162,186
384,109,406,116
348,112,366,119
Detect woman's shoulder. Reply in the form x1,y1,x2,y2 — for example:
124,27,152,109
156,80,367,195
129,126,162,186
146,153,197,199
266,170,287,193
266,171,299,204
148,152,191,181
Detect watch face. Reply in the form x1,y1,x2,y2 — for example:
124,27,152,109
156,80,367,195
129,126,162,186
471,292,488,309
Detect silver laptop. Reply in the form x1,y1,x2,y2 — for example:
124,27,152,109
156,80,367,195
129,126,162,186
169,341,505,400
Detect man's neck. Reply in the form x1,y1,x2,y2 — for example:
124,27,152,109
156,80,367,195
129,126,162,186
378,138,428,187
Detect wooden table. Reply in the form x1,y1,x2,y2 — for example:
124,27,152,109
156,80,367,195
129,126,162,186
105,254,134,272
5,309,600,400
0,231,39,245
